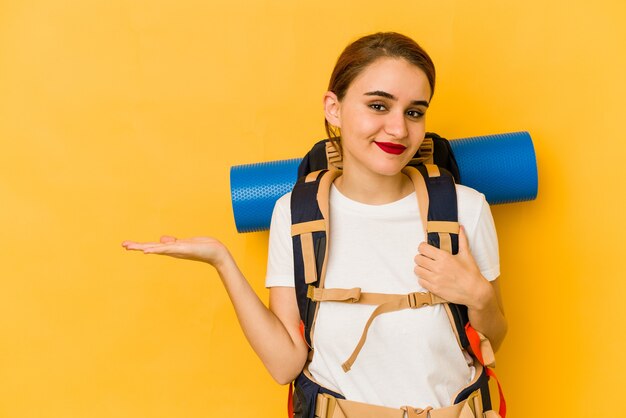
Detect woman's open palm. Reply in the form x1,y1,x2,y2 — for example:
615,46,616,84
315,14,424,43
122,236,229,267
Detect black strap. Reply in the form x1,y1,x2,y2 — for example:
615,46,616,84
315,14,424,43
291,171,327,347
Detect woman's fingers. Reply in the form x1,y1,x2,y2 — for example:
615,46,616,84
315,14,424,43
414,253,436,272
122,236,179,250
122,240,162,250
122,241,187,255
142,243,182,254
417,241,440,261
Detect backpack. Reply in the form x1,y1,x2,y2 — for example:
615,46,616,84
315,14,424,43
288,133,505,418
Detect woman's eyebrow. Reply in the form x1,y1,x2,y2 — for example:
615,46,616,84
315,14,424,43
364,90,429,107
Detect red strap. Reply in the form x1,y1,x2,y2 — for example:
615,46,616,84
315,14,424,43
288,381,294,418
464,323,485,365
465,324,506,417
486,368,506,417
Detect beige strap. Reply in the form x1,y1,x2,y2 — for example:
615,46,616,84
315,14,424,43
403,406,433,418
315,389,483,418
309,169,342,343
308,286,362,303
407,398,478,418
439,232,453,254
308,286,439,306
342,292,446,372
316,393,403,418
419,168,459,254
469,388,484,418
427,222,458,254
315,169,342,288
425,163,441,178
458,402,476,418
317,169,341,227
402,167,429,242
315,393,339,418
291,219,326,236
306,170,323,183
427,221,460,234
300,232,317,284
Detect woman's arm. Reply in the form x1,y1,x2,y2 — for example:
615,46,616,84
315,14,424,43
122,236,308,384
414,227,508,351
465,278,507,352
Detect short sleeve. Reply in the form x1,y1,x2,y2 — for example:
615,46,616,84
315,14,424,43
265,192,296,287
468,197,500,282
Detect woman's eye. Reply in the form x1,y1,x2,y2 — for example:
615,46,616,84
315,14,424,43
407,110,425,119
369,103,387,111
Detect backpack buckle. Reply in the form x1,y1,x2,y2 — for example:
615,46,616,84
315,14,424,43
407,292,430,309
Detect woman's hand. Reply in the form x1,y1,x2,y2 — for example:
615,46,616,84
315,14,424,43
122,236,308,379
415,226,508,350
122,236,231,269
414,226,492,310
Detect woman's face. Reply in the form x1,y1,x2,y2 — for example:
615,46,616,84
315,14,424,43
328,57,431,178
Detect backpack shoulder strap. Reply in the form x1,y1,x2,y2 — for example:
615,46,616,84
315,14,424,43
404,165,469,343
290,169,340,347
416,163,460,254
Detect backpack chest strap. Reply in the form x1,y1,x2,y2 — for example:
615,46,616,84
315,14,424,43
308,285,445,306
306,285,447,372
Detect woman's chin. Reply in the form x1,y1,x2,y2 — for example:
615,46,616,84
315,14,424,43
371,162,408,177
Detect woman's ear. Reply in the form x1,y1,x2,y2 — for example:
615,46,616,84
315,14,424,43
323,91,341,128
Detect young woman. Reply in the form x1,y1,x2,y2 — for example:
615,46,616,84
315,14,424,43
123,32,507,416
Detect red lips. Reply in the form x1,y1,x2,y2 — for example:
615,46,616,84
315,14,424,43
374,142,407,155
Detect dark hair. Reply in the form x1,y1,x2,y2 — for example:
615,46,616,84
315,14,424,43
325,32,436,154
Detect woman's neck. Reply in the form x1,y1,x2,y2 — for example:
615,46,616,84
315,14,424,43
333,166,413,205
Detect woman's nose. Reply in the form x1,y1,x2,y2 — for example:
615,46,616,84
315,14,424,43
384,111,408,138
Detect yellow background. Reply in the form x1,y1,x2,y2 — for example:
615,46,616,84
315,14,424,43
1,1,625,417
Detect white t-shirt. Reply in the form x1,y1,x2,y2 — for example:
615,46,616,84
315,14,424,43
265,183,500,409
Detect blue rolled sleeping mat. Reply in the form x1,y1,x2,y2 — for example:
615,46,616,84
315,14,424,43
230,131,538,233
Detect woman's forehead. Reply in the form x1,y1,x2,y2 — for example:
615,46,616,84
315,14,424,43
348,57,431,100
